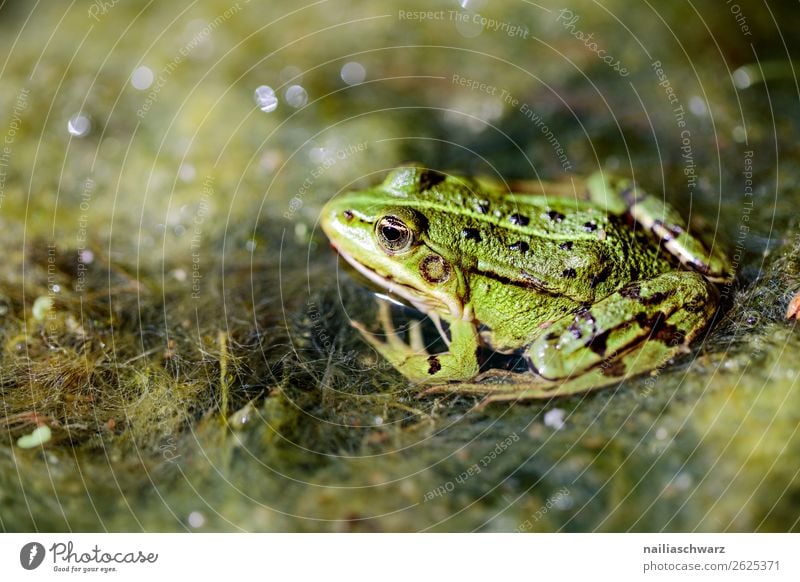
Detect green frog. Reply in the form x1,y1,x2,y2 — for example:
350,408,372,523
320,166,731,401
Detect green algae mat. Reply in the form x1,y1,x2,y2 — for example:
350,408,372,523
1,0,799,532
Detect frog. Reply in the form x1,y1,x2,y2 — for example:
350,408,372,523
320,166,731,401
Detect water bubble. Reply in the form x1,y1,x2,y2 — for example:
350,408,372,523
67,114,92,137
245,240,257,252
179,163,196,182
285,84,308,108
673,472,693,491
130,66,154,90
732,125,747,143
188,511,206,528
79,250,94,264
543,408,566,430
733,67,752,89
254,85,278,113
688,96,707,117
340,61,366,85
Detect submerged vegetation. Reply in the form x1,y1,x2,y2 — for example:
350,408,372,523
0,0,799,531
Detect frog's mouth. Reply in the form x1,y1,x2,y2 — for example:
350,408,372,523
331,243,463,319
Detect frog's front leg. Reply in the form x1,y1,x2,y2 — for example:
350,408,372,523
586,172,732,282
352,301,480,384
526,271,718,380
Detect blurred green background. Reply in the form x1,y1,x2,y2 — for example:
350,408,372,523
0,0,798,532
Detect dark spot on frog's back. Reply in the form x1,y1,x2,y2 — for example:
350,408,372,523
589,266,611,289
509,213,530,226
508,241,529,253
461,227,481,242
546,210,565,222
583,221,598,232
587,329,611,356
558,241,573,251
621,284,674,306
653,324,686,346
562,268,577,278
620,283,642,300
599,358,627,377
418,169,446,191
427,355,442,375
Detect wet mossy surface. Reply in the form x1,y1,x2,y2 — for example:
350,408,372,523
0,0,799,531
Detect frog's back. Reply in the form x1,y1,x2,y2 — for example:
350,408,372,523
380,168,674,303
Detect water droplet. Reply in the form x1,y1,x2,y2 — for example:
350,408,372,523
179,163,196,182
688,96,707,117
732,125,747,143
285,84,308,108
51,284,61,293
673,472,693,491
733,67,752,89
543,408,566,430
172,269,187,281
254,85,278,113
79,249,94,264
188,511,205,528
130,66,154,90
67,114,92,137
245,240,257,252
340,61,366,85
655,427,668,440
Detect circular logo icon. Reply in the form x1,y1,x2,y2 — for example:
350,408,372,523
19,542,46,570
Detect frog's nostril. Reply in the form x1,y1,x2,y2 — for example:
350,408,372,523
343,210,354,221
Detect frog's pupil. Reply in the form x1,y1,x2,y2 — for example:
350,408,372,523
383,226,401,241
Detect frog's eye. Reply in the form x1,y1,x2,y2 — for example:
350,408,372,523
376,215,413,254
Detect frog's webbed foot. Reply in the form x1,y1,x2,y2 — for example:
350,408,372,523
351,300,427,357
586,172,732,283
351,300,480,384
